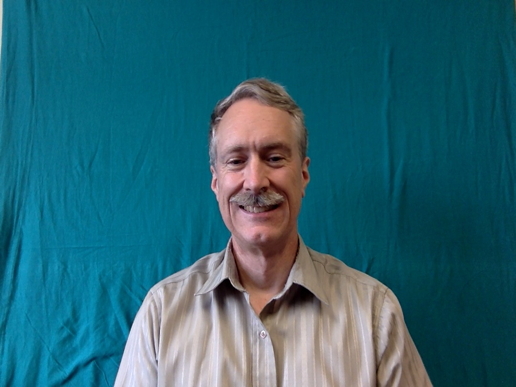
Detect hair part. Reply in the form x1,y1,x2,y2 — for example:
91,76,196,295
209,78,307,166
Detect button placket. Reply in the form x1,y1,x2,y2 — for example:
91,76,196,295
250,310,277,386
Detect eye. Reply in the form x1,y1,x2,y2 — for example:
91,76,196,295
268,155,285,163
226,158,245,168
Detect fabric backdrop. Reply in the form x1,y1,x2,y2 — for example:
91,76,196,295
1,1,515,386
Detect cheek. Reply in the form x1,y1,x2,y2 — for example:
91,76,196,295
219,174,242,197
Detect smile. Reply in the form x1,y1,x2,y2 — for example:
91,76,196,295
239,204,279,213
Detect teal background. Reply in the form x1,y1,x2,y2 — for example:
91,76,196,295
1,1,515,386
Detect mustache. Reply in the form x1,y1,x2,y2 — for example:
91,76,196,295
230,191,285,207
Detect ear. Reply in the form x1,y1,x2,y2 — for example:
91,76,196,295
301,157,310,197
210,165,219,199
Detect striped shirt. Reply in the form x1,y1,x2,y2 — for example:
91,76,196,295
114,238,432,386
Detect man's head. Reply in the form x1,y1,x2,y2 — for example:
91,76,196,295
209,79,310,251
209,78,308,167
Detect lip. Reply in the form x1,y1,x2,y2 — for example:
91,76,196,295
237,203,281,217
239,204,280,213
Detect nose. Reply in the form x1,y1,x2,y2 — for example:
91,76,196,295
243,157,269,193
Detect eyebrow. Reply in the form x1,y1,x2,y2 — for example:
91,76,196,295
261,142,293,155
220,142,293,157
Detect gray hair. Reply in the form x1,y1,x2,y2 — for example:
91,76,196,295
209,78,307,166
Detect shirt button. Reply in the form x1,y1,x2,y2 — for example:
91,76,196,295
259,330,268,339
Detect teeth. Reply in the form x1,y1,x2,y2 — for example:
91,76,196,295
242,205,275,213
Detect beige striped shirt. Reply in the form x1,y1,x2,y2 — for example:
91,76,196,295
115,238,432,386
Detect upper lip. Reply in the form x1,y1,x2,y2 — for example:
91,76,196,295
239,203,280,213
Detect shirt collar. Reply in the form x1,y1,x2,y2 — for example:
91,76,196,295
196,236,329,305
287,237,329,305
196,239,244,295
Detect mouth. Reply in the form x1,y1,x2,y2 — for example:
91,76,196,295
239,204,280,213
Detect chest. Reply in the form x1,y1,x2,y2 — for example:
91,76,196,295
156,290,377,387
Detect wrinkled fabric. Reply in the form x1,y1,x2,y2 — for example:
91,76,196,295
115,239,432,387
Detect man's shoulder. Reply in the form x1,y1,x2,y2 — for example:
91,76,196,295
147,249,225,295
306,247,388,291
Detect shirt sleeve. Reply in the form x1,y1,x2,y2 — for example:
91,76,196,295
114,292,161,387
374,289,433,387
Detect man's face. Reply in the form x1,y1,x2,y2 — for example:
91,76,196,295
210,98,310,251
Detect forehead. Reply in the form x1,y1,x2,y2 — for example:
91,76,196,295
215,99,297,151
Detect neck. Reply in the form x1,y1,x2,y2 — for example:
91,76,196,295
231,235,299,315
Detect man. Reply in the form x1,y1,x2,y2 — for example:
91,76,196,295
114,78,432,386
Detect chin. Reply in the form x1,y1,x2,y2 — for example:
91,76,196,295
235,227,292,248
241,231,275,245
